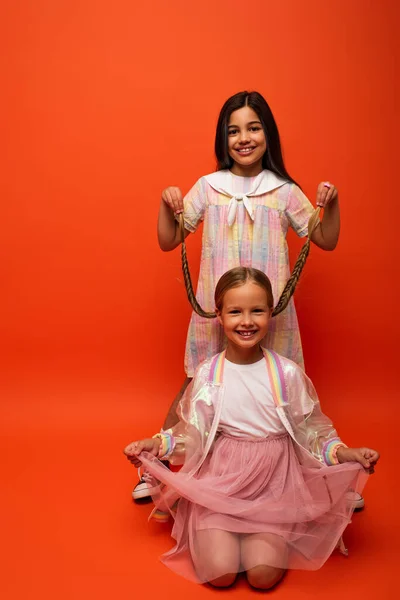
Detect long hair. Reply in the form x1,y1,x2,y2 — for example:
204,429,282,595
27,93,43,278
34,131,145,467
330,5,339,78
215,267,274,312
214,91,299,187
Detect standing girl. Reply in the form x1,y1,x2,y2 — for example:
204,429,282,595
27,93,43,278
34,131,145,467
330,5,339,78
133,91,340,500
124,267,378,590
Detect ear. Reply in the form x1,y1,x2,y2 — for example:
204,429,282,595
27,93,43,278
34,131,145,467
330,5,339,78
215,308,223,326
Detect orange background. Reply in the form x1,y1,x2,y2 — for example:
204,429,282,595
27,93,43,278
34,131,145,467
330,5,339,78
1,1,398,598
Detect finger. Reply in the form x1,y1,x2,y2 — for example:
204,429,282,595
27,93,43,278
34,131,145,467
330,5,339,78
165,191,176,211
161,191,171,208
124,444,136,456
330,186,338,202
320,182,332,207
316,183,324,206
317,182,329,207
135,442,145,454
171,189,183,214
324,186,336,205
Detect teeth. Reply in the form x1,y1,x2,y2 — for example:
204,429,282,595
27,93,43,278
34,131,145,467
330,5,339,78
237,148,254,153
237,331,256,337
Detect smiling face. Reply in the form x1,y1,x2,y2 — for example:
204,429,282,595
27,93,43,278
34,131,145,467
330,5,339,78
227,106,267,176
216,281,272,363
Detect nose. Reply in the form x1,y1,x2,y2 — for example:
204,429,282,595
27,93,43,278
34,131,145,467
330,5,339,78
241,311,253,327
239,129,250,144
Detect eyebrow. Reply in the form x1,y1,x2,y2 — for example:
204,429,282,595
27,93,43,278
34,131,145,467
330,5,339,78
225,304,266,310
228,120,262,128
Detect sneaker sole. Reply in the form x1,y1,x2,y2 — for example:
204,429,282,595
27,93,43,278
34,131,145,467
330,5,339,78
132,487,158,501
132,495,153,505
353,499,365,511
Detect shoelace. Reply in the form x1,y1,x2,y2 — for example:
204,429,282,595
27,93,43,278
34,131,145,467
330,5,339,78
138,468,153,483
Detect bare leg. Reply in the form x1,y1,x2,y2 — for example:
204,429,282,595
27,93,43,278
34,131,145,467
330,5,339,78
241,533,286,590
196,529,240,587
162,377,192,430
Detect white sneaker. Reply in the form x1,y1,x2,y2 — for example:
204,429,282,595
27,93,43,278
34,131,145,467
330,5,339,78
132,469,157,502
347,491,365,511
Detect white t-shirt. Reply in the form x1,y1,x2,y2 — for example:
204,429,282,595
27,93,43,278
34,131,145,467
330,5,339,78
219,358,286,438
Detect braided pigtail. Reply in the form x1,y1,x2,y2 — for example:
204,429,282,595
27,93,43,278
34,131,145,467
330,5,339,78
272,207,321,316
179,207,321,319
179,214,216,319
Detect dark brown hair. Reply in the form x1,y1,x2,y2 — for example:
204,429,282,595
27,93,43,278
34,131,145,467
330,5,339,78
215,91,299,188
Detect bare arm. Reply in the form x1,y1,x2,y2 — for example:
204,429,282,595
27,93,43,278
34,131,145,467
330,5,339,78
157,186,191,252
310,182,340,251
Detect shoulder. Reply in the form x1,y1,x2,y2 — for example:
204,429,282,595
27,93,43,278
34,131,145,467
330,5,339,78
262,348,298,368
284,182,313,206
276,181,297,200
263,170,289,189
186,172,224,196
262,349,317,411
194,351,226,384
192,354,218,382
201,170,230,191
262,348,305,382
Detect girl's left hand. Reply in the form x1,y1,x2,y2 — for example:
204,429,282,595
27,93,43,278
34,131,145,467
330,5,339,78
123,438,161,468
316,181,338,208
336,446,380,474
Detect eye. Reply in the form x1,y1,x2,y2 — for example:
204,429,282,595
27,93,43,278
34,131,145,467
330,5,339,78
228,309,240,314
253,309,265,313
228,128,238,136
249,126,262,132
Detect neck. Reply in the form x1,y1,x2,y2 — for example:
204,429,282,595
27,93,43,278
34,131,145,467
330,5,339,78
230,161,263,177
225,344,263,365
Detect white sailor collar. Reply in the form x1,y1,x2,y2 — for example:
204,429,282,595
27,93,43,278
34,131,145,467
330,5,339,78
203,169,288,226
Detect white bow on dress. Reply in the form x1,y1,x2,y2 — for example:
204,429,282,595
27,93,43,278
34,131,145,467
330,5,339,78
204,170,288,226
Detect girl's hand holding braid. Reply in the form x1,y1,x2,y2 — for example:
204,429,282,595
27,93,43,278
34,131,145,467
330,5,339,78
316,181,338,208
124,438,161,468
162,186,184,215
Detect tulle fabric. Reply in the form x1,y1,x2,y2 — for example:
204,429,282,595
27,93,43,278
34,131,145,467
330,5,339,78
139,433,368,583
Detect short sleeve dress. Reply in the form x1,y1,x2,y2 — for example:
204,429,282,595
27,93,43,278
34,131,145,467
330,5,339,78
181,169,314,376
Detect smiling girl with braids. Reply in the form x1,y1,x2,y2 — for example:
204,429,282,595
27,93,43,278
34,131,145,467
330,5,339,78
132,90,341,502
124,267,379,590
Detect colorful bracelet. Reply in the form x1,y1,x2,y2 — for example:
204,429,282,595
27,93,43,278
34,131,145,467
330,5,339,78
322,438,347,465
152,431,175,460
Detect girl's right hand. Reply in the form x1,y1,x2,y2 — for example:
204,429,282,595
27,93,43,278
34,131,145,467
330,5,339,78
336,446,380,474
161,186,184,215
123,438,161,468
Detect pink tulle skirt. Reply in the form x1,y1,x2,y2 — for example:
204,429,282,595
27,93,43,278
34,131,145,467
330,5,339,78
139,433,368,583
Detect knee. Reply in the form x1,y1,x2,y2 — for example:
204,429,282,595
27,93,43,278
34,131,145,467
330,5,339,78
203,556,238,588
246,565,285,590
208,573,237,588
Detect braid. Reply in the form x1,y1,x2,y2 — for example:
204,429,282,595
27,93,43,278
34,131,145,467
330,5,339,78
272,206,321,316
271,241,310,316
179,207,321,319
179,214,216,319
